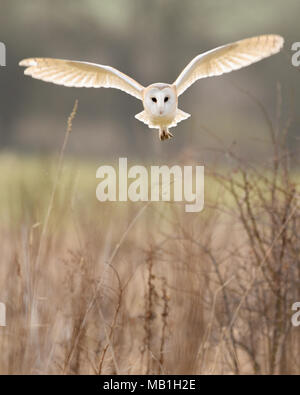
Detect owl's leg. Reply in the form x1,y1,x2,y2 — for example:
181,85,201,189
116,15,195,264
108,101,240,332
159,127,173,141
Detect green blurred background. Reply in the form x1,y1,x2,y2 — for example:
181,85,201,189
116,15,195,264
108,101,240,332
0,0,299,162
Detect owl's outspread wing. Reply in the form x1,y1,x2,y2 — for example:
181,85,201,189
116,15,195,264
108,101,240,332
174,35,284,96
19,58,144,100
19,35,284,141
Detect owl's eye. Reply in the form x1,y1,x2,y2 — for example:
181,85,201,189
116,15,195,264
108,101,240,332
151,97,157,103
164,96,169,103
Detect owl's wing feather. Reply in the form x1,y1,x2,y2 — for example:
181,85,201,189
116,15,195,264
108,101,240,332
135,109,190,129
169,109,191,128
19,58,144,100
174,35,284,96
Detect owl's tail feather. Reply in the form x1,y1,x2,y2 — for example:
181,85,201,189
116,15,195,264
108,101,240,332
159,127,173,141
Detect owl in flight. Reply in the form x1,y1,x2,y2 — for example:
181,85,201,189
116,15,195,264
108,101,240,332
20,34,283,141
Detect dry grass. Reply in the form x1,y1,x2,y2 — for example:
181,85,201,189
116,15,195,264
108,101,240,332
0,90,299,375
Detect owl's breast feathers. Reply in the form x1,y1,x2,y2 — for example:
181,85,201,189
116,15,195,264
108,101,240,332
135,108,190,130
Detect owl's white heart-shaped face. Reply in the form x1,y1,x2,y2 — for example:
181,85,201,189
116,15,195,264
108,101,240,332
143,84,177,118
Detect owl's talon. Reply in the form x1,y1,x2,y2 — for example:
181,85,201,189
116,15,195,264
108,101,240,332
159,129,173,141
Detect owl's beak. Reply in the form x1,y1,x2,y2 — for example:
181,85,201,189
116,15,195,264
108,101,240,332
158,106,164,115
158,104,164,115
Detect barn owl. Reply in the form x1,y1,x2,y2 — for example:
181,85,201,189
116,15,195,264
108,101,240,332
20,34,283,141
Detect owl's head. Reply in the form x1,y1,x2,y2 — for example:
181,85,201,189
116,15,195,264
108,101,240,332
143,84,177,118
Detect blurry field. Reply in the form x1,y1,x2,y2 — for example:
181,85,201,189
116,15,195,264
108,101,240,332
1,0,300,375
0,135,299,374
0,91,300,375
